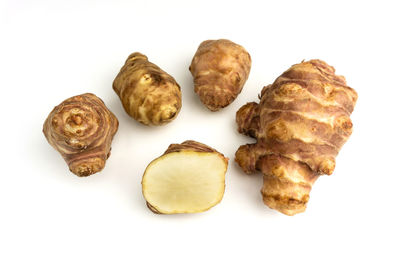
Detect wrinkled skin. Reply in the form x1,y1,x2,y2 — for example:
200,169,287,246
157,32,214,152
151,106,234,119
189,39,251,111
235,60,358,215
43,93,118,177
113,52,182,126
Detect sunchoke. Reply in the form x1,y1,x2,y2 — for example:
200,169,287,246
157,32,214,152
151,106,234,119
113,52,182,126
189,39,251,111
235,60,358,215
43,93,118,177
142,141,228,214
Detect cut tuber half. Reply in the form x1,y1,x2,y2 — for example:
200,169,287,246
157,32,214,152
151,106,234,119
142,141,228,214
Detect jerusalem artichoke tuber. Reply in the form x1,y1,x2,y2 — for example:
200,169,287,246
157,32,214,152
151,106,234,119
189,39,251,111
142,141,228,214
43,93,119,177
235,60,358,215
113,52,182,126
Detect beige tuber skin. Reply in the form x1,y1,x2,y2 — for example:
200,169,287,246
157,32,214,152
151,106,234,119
235,60,358,215
43,93,119,177
113,52,182,126
189,39,251,111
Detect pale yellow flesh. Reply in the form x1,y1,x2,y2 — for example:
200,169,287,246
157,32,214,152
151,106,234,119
142,152,227,214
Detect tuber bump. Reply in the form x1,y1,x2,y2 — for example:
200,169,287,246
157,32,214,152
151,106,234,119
142,141,228,214
113,52,182,126
235,60,358,215
43,93,119,177
189,39,251,111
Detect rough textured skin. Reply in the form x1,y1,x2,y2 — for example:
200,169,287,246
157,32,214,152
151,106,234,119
164,140,221,154
145,140,229,214
43,93,118,177
113,52,182,125
189,39,251,111
235,60,358,215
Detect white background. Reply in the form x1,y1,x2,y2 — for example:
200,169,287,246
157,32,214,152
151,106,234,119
1,0,399,266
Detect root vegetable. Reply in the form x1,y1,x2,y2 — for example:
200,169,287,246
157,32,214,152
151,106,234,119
113,52,181,126
142,141,228,214
189,39,251,111
235,60,358,215
43,93,118,177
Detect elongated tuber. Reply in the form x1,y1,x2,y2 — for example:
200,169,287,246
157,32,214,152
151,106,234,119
189,39,251,111
43,93,119,177
142,140,228,214
113,52,182,125
235,60,358,215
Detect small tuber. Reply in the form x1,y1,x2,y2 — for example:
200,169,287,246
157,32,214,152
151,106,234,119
189,39,251,111
235,60,358,215
113,52,182,126
43,93,119,177
142,141,228,214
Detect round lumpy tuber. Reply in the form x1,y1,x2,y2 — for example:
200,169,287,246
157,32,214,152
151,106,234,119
189,39,251,111
142,140,228,214
113,52,182,126
235,60,358,215
43,93,119,177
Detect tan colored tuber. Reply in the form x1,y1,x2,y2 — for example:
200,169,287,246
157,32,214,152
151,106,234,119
235,60,358,215
113,52,182,126
142,141,228,214
43,93,118,177
189,39,251,111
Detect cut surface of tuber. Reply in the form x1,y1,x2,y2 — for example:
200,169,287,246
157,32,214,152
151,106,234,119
142,151,227,214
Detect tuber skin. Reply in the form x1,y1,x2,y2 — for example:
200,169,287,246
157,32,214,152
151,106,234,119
113,52,182,126
43,93,119,177
189,39,251,111
235,60,358,215
163,140,224,154
142,140,228,214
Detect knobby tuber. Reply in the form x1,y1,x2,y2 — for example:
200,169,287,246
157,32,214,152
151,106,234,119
142,140,228,214
189,39,251,111
113,52,182,126
43,93,119,177
235,60,358,215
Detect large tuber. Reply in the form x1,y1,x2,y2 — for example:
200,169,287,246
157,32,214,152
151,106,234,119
43,93,119,177
235,60,358,215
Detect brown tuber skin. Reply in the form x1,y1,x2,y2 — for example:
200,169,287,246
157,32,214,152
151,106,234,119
43,93,119,177
189,39,251,111
113,52,182,126
235,60,358,215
